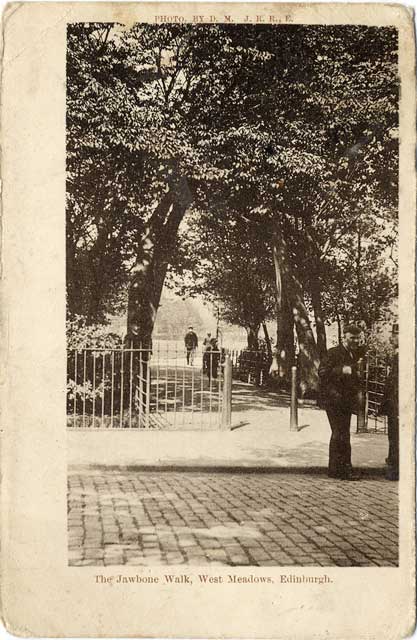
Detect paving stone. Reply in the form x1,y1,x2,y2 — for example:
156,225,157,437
229,556,252,565
205,549,229,561
68,470,398,567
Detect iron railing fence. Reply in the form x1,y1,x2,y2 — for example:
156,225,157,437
229,349,273,387
67,346,224,430
67,343,393,433
365,354,389,434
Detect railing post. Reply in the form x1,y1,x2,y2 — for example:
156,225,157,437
145,350,151,429
221,354,232,430
290,365,298,431
356,357,367,433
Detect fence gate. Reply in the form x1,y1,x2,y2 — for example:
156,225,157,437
67,346,225,430
364,353,389,434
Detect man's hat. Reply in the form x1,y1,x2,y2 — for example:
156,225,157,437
343,324,361,336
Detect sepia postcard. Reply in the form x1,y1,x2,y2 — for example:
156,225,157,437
1,2,415,637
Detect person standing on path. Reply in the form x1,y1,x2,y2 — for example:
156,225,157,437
184,326,198,365
379,323,399,481
202,332,216,375
318,325,364,481
206,336,220,381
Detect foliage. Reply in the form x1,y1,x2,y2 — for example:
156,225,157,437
365,327,396,359
67,23,283,322
67,23,398,358
66,314,122,411
316,215,397,330
66,315,122,350
67,378,107,403
153,294,207,338
170,207,276,338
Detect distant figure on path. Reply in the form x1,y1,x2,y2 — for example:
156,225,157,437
379,323,399,481
208,337,220,380
203,332,213,349
203,333,219,380
202,332,213,374
184,326,198,365
318,325,364,481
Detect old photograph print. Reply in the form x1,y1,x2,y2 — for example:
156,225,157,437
66,22,399,568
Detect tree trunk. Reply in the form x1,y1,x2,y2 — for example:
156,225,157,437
356,228,365,322
262,322,273,360
272,230,320,393
87,281,105,324
310,279,327,359
275,299,295,382
127,181,192,346
66,220,86,319
66,244,80,317
336,313,343,345
271,240,295,383
246,325,260,350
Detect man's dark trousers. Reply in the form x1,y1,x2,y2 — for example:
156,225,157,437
318,343,362,478
387,415,399,472
326,407,353,476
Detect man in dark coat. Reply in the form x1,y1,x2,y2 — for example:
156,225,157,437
124,322,141,350
184,326,198,365
206,336,220,381
202,332,212,373
318,325,364,480
379,323,399,480
202,332,219,377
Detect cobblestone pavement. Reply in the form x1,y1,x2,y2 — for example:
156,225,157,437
68,470,398,567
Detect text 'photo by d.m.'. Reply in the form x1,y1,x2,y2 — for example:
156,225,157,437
66,22,399,568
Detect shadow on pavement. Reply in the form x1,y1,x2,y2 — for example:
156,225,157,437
231,421,250,431
240,440,327,466
69,463,387,477
230,381,321,413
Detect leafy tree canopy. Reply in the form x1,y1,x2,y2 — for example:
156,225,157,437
67,22,398,345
